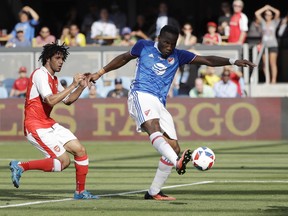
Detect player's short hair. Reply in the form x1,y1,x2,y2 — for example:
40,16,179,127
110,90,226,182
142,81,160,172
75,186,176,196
38,41,70,66
159,25,179,37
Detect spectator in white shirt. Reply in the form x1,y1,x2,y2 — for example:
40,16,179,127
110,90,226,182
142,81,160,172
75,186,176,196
90,8,117,45
213,70,238,97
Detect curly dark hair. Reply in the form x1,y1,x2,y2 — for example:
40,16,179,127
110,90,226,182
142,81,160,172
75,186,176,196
38,41,70,66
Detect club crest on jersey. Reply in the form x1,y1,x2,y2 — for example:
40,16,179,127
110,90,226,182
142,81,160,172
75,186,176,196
152,63,167,75
167,57,175,65
144,109,150,116
54,145,60,152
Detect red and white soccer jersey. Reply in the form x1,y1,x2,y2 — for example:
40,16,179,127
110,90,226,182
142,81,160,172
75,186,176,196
24,66,64,135
228,12,248,43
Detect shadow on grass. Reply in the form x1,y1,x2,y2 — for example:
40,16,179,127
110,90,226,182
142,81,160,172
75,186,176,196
264,206,288,216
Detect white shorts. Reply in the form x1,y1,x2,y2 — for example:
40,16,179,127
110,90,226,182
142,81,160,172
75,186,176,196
26,123,77,158
128,91,177,140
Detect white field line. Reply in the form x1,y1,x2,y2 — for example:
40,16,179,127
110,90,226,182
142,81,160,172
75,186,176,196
0,181,212,209
1,180,288,209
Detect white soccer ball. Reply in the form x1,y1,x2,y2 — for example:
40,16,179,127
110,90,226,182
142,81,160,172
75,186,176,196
191,147,215,171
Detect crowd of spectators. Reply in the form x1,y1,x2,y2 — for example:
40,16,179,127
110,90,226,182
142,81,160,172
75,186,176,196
1,1,287,49
0,0,288,99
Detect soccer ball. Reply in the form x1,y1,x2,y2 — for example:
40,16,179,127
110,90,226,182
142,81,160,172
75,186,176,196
191,147,215,171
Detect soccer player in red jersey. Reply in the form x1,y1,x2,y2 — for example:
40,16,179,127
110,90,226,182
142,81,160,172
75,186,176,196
9,42,98,199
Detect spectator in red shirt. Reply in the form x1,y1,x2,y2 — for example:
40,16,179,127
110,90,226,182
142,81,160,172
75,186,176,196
202,22,222,45
228,0,248,44
10,66,29,98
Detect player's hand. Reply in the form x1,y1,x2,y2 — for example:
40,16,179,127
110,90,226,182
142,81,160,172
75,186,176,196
73,73,86,87
235,59,257,68
87,72,102,86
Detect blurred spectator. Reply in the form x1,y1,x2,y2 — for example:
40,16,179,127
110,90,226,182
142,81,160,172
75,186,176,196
81,2,99,44
213,70,238,98
60,79,67,89
200,66,220,87
110,2,127,33
278,12,288,47
202,22,222,45
278,12,288,38
177,23,197,47
247,16,262,46
148,2,180,40
0,75,8,99
131,14,150,40
5,6,39,42
189,78,215,98
34,26,56,47
107,78,129,98
247,16,262,38
255,5,280,84
6,28,31,48
90,8,118,45
114,27,137,46
59,26,70,44
88,84,102,98
228,0,248,44
222,66,244,97
218,1,232,36
64,24,86,47
177,63,199,96
10,66,29,98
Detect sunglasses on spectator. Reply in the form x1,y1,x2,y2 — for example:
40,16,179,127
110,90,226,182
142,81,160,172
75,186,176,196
222,74,230,77
233,5,242,8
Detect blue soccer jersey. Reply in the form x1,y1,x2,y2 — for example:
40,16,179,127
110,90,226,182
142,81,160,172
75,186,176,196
130,40,196,105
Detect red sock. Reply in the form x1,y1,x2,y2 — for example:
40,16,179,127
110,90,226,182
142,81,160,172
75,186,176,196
74,155,88,193
20,158,54,172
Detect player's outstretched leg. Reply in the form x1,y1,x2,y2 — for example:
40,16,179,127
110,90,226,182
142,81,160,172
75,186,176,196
176,149,192,175
144,191,176,201
9,160,24,188
74,190,99,200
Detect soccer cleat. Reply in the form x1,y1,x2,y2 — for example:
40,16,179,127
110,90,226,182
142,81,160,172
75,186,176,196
176,149,192,175
74,190,99,200
144,191,176,201
9,160,23,188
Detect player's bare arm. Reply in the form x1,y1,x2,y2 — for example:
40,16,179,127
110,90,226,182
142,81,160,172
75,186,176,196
44,73,85,107
192,55,256,68
64,74,89,105
88,51,136,83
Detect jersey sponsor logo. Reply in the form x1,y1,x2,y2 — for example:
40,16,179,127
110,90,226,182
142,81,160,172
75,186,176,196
148,54,154,58
167,57,175,65
54,145,60,152
144,109,150,116
152,63,167,75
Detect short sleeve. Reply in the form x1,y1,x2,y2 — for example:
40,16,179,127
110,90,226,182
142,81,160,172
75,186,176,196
130,40,145,57
176,49,197,66
33,70,53,99
239,14,249,32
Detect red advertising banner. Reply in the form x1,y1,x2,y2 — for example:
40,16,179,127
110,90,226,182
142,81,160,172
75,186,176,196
0,98,282,141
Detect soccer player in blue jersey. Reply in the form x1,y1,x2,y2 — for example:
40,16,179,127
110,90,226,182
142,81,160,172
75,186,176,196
88,25,256,200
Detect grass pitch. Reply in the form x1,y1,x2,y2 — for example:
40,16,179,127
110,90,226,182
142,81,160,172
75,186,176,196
0,140,287,216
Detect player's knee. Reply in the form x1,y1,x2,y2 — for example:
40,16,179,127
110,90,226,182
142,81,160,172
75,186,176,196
75,145,87,157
